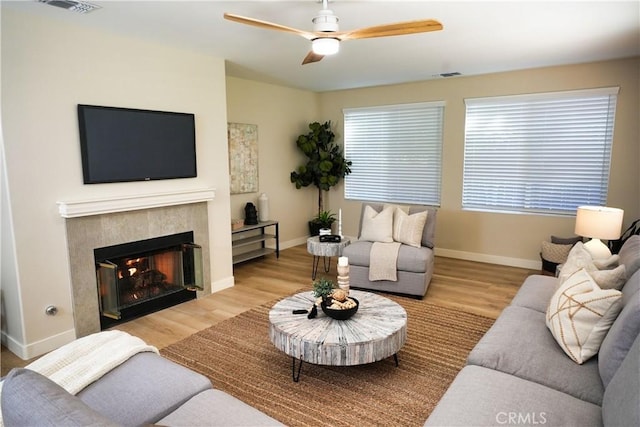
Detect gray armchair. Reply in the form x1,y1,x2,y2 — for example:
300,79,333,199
341,203,437,298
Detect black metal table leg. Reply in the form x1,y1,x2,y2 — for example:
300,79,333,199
292,357,303,382
312,256,320,279
322,256,331,273
312,256,332,279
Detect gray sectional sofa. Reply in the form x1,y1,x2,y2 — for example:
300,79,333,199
342,203,437,298
425,235,640,427
2,351,283,426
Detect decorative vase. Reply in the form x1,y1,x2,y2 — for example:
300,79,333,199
258,193,269,222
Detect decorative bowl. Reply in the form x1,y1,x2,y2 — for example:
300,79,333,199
321,297,359,320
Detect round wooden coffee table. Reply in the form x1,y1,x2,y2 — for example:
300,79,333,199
269,289,407,381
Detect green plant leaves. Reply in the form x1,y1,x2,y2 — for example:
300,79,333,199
290,121,352,213
312,278,335,298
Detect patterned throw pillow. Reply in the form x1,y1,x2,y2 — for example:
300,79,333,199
360,205,394,243
393,208,428,248
546,268,623,364
541,241,573,264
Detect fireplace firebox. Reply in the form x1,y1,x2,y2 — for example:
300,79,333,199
95,232,203,329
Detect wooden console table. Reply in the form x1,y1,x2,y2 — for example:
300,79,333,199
232,220,279,264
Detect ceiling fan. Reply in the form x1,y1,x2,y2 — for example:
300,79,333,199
224,0,443,65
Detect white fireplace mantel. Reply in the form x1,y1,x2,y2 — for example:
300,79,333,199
57,188,216,218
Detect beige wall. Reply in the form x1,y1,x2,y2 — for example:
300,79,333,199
319,58,640,267
226,77,320,247
1,8,232,358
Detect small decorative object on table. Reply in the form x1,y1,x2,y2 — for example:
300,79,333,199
231,218,244,231
258,193,269,222
337,256,350,294
244,202,258,225
321,289,359,320
319,228,332,236
310,278,335,319
312,278,335,298
319,234,341,243
311,278,358,320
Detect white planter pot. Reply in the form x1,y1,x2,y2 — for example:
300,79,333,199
319,228,332,236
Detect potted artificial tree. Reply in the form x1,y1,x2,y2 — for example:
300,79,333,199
290,121,352,236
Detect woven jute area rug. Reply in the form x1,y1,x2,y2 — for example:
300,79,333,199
160,292,494,427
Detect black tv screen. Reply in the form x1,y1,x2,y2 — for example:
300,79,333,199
78,104,197,184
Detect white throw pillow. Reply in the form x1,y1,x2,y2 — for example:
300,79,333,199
546,268,623,364
559,242,593,283
558,242,627,290
393,209,428,248
360,205,394,243
384,203,410,214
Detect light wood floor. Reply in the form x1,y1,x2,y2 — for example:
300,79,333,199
1,244,538,374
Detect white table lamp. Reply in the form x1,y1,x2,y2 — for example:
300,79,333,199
575,206,624,259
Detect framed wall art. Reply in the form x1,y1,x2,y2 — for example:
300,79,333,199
228,122,258,194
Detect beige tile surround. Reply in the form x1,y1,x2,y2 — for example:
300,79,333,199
65,203,211,337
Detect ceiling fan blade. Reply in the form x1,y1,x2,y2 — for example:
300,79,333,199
302,51,325,65
224,13,315,40
339,19,443,41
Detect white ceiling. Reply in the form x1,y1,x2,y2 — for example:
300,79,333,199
5,0,640,92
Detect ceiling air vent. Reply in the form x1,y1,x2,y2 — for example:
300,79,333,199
37,0,101,14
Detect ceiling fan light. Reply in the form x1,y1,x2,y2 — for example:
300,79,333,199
312,38,340,55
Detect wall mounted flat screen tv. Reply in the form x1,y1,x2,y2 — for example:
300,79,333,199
78,104,197,184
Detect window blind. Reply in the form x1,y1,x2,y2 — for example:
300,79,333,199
462,87,618,215
343,101,444,206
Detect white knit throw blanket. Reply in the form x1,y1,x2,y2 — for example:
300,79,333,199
0,330,157,425
369,242,401,281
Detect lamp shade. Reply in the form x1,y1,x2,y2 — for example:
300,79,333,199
575,206,624,240
312,38,340,55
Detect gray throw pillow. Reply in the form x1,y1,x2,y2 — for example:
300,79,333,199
598,270,640,387
1,368,117,427
551,235,583,245
619,235,640,279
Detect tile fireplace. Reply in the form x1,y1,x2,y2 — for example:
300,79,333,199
62,197,212,338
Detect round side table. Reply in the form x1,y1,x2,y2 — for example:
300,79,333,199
306,236,351,279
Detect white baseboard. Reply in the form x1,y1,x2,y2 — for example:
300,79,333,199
223,237,308,293
265,236,309,251
435,248,541,270
211,275,235,293
2,328,77,361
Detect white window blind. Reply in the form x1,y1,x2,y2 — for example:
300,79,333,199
462,87,618,215
343,101,444,206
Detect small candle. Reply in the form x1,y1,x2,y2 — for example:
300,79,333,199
338,256,349,266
